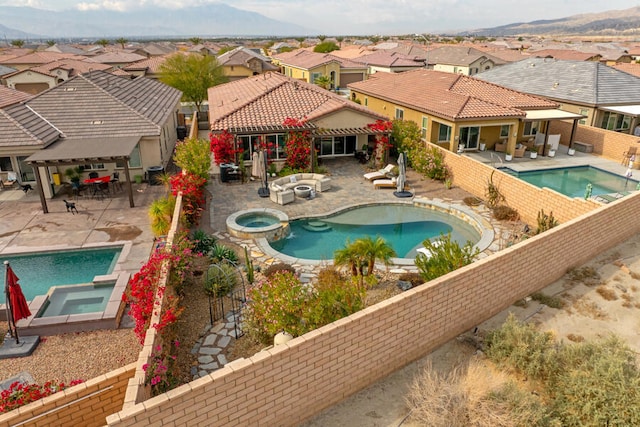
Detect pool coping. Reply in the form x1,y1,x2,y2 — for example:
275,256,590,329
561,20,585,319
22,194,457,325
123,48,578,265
0,241,132,334
255,198,494,267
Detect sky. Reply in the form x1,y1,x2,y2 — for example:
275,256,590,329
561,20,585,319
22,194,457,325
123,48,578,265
2,0,638,35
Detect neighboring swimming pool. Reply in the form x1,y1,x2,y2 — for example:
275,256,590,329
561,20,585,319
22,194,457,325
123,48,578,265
498,165,639,198
266,202,490,262
0,246,122,304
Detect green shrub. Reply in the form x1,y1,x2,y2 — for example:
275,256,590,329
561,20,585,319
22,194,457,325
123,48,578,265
307,268,365,329
148,196,176,237
244,271,312,343
204,263,238,297
415,233,479,281
549,336,640,426
485,313,558,381
263,262,296,278
535,209,558,234
530,292,564,309
174,137,211,180
191,229,217,255
209,244,238,264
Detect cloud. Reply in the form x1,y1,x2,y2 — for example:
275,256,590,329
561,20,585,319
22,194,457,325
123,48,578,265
74,0,198,11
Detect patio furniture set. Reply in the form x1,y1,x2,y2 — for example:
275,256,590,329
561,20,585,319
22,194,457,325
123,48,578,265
363,164,399,189
269,173,332,205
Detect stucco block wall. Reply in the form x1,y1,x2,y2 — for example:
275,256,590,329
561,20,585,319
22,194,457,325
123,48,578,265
0,364,136,427
549,121,639,162
107,189,640,425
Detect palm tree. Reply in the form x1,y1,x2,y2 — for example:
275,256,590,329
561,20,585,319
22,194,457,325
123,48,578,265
96,39,110,48
10,39,24,48
354,236,396,276
189,37,202,45
334,240,362,277
115,37,128,49
46,40,55,47
314,75,331,90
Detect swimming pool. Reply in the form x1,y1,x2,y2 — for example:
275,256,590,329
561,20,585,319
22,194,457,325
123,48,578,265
498,166,639,198
36,283,115,317
267,202,485,261
0,246,122,303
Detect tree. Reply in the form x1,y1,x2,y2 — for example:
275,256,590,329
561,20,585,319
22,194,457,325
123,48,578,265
189,37,202,45
334,237,396,286
10,40,24,48
314,75,331,90
46,40,55,47
336,36,344,48
159,53,228,112
414,233,479,281
317,35,327,42
216,46,234,55
96,39,110,48
115,37,128,49
295,37,305,47
313,41,339,53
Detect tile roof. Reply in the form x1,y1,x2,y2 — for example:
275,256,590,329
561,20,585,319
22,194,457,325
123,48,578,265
352,50,425,68
612,63,640,78
530,49,600,61
426,46,506,66
123,55,170,73
28,59,112,77
477,58,640,106
348,69,557,121
273,49,340,69
24,70,181,138
0,103,61,148
216,47,279,71
0,85,31,108
208,72,385,132
87,52,147,64
0,52,85,65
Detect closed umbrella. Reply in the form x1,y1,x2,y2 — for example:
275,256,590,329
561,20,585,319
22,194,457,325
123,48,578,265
257,150,270,197
251,151,260,178
4,261,31,344
394,152,412,198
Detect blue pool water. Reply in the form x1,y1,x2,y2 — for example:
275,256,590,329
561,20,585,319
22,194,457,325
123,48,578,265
0,247,121,303
269,204,480,260
498,166,639,198
37,284,115,317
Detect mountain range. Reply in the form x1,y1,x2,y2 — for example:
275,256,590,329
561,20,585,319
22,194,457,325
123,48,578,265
0,5,639,40
462,6,640,37
0,5,313,39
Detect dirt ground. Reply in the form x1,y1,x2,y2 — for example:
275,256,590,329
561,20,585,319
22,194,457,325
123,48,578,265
301,232,640,427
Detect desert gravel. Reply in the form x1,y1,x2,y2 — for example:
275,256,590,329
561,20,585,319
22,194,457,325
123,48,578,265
0,322,140,385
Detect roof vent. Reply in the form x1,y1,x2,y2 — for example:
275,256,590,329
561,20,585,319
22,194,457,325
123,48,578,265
91,120,104,125
64,87,76,91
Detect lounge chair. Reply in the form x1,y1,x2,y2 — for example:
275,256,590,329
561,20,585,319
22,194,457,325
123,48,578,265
2,171,18,189
363,164,394,181
373,177,397,189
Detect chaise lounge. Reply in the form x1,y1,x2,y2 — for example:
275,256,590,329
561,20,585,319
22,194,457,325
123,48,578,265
363,164,395,181
373,177,397,189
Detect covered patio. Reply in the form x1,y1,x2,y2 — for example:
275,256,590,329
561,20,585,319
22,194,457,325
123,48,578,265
25,137,140,213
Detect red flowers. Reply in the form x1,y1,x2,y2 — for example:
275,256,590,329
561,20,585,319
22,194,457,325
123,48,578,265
1,380,84,413
283,117,311,170
367,120,393,169
209,130,239,165
170,172,207,225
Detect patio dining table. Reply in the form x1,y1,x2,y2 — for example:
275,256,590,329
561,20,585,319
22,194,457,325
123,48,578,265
84,176,111,199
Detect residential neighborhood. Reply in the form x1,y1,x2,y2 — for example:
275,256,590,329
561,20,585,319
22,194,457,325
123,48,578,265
1,8,640,425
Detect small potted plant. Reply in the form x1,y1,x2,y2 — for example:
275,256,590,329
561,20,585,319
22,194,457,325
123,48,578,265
505,151,513,162
64,166,83,185
528,147,538,159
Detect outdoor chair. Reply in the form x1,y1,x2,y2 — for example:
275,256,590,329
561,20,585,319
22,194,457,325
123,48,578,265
2,171,18,189
513,144,527,158
373,177,397,189
110,171,122,192
88,171,99,179
363,164,395,181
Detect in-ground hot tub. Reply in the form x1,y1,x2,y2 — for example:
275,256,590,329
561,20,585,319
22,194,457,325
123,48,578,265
226,208,289,240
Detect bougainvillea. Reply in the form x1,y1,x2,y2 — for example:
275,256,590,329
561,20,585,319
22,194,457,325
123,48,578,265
142,341,179,395
367,120,393,169
1,380,84,413
283,117,312,170
209,130,239,165
170,172,207,226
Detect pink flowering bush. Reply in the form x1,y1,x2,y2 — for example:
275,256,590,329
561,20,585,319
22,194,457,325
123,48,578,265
367,120,393,169
283,117,312,171
142,341,179,395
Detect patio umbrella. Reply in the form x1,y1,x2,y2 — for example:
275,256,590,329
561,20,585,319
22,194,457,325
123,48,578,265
257,150,270,197
4,261,31,344
251,151,260,178
394,152,412,198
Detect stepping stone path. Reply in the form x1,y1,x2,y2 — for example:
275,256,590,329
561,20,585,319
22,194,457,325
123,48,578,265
190,311,242,380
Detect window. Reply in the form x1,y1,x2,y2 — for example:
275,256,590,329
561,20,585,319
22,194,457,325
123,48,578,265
311,72,321,83
116,144,142,168
364,97,368,106
317,135,357,157
395,108,404,120
579,108,588,125
0,157,12,171
601,111,631,132
500,125,510,138
421,117,428,139
523,121,540,137
82,163,105,170
437,123,451,142
265,134,287,160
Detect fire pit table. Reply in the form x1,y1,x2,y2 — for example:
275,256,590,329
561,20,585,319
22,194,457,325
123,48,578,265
293,185,313,198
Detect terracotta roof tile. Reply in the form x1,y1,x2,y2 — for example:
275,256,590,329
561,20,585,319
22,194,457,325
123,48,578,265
530,49,600,61
0,52,85,65
352,50,425,67
348,69,557,121
0,85,32,108
208,72,385,131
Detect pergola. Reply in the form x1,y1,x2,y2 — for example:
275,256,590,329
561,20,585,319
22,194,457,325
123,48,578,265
522,109,586,154
26,136,140,214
